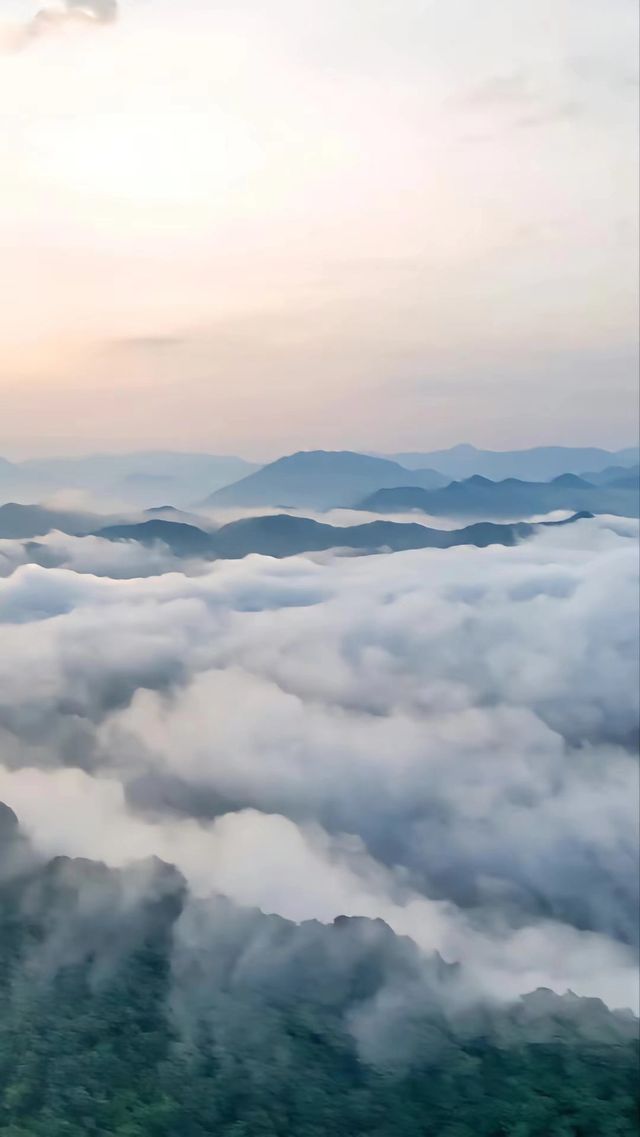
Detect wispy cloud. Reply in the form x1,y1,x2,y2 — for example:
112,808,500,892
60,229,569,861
452,72,584,129
3,0,118,52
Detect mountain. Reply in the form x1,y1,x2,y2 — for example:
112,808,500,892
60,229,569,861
0,810,636,1137
202,451,447,509
609,472,640,491
5,447,638,506
96,510,590,561
144,505,212,526
0,452,259,507
360,474,640,519
0,502,220,544
580,463,640,488
0,502,101,539
390,444,640,481
95,519,215,557
0,457,38,501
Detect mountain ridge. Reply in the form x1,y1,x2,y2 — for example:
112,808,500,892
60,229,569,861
91,510,593,560
360,475,640,519
202,450,448,509
388,444,640,480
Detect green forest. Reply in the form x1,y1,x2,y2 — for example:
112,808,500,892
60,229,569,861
0,805,637,1137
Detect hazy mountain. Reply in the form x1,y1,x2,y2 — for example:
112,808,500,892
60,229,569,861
0,502,219,544
144,505,212,526
580,463,639,488
203,450,447,509
4,446,638,507
391,444,640,481
0,452,259,507
609,472,640,491
95,510,590,561
360,474,640,519
95,519,215,556
0,458,37,501
0,502,101,539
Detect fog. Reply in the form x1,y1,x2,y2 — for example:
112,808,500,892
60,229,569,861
0,513,637,1014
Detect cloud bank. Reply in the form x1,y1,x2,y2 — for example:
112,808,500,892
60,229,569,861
0,515,637,1012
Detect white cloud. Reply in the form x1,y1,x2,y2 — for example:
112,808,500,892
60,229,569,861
0,517,637,1008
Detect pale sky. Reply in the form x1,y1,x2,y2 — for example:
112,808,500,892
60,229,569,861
0,0,638,458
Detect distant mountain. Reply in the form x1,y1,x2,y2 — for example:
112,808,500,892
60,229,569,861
95,510,590,561
144,505,212,527
0,502,220,544
0,452,259,507
213,512,592,558
580,463,639,488
202,451,447,509
390,444,640,482
4,446,638,505
360,474,640,519
95,519,215,557
0,502,100,539
608,472,640,491
0,458,34,501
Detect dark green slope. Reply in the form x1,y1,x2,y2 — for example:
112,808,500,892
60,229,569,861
0,808,637,1137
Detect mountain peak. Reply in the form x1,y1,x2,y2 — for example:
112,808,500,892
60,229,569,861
551,473,592,487
203,450,444,509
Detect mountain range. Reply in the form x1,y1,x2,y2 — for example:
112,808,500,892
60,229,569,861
0,503,592,561
360,472,639,519
1,446,638,510
0,502,209,541
202,449,640,512
0,452,259,508
93,511,590,560
388,444,640,481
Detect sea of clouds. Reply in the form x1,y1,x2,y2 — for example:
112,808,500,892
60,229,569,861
0,513,638,1012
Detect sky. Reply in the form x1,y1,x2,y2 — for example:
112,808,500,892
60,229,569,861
0,0,638,459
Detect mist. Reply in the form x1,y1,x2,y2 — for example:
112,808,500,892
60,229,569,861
0,514,637,1016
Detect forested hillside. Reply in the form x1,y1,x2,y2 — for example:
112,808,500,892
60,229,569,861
0,806,637,1137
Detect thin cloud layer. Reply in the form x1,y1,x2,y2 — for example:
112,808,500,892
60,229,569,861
0,515,637,1011
3,0,117,51
35,0,117,28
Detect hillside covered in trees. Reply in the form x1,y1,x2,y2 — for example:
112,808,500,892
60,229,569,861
0,804,637,1137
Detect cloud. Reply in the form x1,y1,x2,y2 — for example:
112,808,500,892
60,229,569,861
3,0,117,51
0,515,637,1013
0,530,209,580
38,0,117,25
